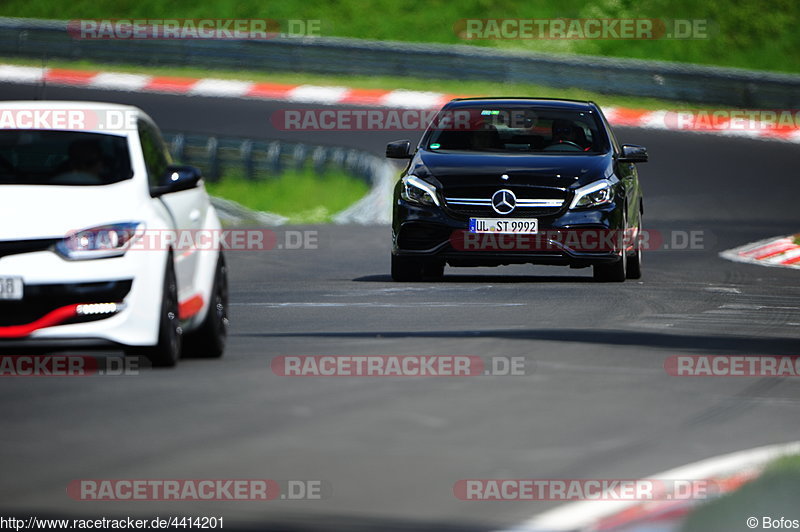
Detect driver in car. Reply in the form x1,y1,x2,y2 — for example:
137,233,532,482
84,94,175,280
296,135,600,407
549,119,590,151
52,139,106,184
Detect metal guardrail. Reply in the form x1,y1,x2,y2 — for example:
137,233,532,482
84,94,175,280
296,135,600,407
162,132,378,185
161,132,395,225
1,17,800,108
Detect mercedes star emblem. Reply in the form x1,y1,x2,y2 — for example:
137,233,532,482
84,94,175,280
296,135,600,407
491,189,516,214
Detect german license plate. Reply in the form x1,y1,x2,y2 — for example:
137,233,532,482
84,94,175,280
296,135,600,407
469,218,538,234
0,276,23,300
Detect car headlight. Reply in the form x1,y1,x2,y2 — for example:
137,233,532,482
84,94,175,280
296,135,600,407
400,175,440,207
55,222,145,260
569,179,614,209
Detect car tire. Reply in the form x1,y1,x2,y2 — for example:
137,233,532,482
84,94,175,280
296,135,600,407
593,255,626,282
391,254,423,281
128,254,182,367
626,218,643,280
391,255,445,281
593,220,628,284
182,253,229,359
422,260,445,280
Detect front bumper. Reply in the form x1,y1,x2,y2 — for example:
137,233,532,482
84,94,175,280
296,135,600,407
392,199,626,267
0,247,167,348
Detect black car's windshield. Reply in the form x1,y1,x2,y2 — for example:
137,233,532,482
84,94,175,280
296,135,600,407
0,130,133,186
425,105,609,154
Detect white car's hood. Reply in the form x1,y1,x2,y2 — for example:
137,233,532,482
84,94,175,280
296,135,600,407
0,181,149,240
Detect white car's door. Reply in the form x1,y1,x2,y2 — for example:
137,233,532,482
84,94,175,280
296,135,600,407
137,120,205,303
160,187,208,298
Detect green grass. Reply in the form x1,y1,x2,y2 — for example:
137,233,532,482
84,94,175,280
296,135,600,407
2,0,799,73
0,55,725,112
680,454,800,532
206,169,370,223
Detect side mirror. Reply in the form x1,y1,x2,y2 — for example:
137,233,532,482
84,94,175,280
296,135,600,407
619,144,648,163
152,165,202,196
386,140,412,159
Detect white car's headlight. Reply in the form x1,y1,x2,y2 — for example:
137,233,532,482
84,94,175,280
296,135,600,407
400,175,440,207
55,222,146,260
569,179,614,209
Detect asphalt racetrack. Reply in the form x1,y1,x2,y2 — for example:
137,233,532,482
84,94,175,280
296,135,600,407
1,84,799,531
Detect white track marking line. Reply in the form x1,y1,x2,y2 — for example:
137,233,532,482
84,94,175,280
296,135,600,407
88,72,151,91
0,65,46,83
286,85,349,104
380,89,448,109
638,110,670,129
188,78,254,97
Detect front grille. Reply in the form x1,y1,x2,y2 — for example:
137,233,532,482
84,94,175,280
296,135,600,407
0,239,60,260
444,203,564,218
443,185,569,218
0,280,132,327
398,223,452,251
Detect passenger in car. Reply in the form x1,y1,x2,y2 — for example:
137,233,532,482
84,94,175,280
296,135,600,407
470,123,502,150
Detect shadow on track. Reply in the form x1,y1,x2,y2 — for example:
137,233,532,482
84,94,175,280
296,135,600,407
237,329,800,356
354,274,596,283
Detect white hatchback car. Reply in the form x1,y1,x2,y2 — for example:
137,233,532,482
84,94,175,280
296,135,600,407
0,101,227,367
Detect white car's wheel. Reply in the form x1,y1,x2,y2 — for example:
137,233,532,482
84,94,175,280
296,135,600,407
182,253,228,359
127,255,182,367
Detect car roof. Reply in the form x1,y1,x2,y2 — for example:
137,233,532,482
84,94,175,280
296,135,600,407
445,97,598,111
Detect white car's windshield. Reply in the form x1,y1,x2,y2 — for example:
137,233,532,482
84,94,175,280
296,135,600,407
0,130,133,186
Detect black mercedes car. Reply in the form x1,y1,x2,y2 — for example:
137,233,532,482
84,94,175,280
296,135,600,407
387,97,648,282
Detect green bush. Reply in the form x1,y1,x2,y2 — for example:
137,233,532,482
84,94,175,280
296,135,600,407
205,169,370,223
